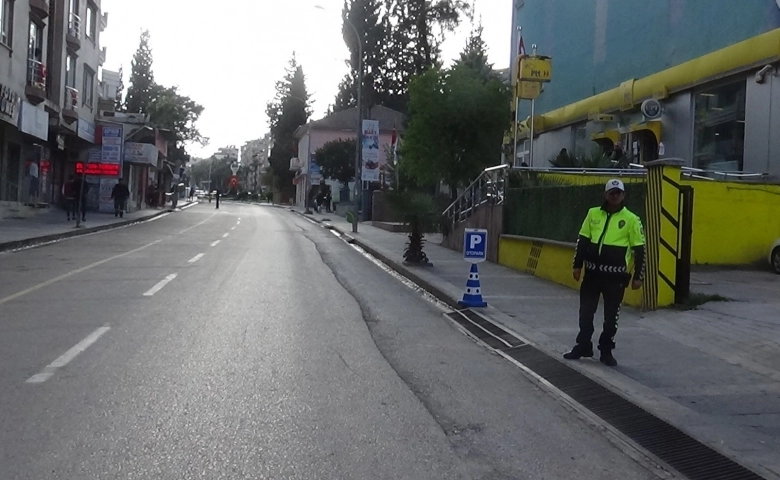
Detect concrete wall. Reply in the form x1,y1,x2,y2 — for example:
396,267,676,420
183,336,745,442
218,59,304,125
498,235,647,307
681,177,780,265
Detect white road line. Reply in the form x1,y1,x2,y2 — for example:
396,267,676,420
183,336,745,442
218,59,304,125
222,233,230,238
231,226,236,231
0,240,162,306
178,212,217,234
188,253,205,263
143,274,178,297
211,240,221,247
27,326,111,384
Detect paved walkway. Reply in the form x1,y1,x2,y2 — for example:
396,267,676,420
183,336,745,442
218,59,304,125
292,207,780,479
0,202,195,248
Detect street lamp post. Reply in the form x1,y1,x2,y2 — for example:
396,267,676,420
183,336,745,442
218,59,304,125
316,5,362,233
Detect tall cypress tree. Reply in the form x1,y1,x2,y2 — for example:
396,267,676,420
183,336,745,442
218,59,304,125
266,54,312,197
114,65,125,111
124,30,155,114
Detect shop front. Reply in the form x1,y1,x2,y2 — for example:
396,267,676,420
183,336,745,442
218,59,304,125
1,83,23,203
124,142,159,212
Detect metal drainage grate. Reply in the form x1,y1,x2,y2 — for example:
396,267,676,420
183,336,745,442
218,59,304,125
445,309,765,480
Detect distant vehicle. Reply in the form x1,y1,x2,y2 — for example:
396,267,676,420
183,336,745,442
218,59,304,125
770,239,780,274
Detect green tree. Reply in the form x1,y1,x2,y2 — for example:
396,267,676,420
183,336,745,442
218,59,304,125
315,139,356,187
335,0,389,112
402,27,510,200
115,65,125,111
266,54,312,196
124,31,154,114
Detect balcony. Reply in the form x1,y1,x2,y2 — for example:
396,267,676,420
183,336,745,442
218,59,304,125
100,12,108,32
29,0,49,19
66,13,81,51
98,47,106,66
62,86,79,124
24,59,47,105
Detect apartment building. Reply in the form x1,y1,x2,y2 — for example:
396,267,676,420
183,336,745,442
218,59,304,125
1,0,108,214
240,134,271,192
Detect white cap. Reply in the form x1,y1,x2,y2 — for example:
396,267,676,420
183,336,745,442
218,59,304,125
605,179,625,192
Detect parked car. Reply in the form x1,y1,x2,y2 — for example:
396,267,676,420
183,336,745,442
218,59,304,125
770,239,780,274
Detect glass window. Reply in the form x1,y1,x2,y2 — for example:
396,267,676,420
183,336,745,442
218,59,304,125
83,65,94,108
86,5,96,40
28,21,44,60
693,80,746,171
1,0,13,46
66,54,77,87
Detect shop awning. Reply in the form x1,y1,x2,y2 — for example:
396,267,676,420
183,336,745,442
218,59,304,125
628,120,663,141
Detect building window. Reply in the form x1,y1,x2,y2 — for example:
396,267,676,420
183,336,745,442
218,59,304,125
83,65,94,108
85,3,96,40
65,54,76,88
1,0,13,47
693,80,746,171
68,0,80,37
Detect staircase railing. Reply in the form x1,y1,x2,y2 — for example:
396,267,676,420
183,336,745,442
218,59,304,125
443,164,509,227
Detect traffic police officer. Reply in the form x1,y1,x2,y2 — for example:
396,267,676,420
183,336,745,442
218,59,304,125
564,179,645,367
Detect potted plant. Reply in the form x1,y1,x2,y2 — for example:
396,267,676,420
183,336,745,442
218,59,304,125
388,192,440,266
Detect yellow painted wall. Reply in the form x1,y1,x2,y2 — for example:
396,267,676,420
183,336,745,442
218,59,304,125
538,172,646,186
498,235,646,308
682,179,780,265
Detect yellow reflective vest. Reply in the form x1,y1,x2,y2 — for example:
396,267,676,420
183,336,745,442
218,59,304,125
573,205,646,281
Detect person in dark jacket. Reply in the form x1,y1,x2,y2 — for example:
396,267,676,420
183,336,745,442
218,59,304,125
62,175,77,221
74,175,89,222
111,179,130,218
563,179,646,367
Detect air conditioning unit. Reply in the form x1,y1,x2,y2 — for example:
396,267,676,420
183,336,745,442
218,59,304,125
289,157,302,171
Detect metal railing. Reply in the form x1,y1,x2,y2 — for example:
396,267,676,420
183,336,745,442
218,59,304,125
443,164,509,226
64,86,79,111
68,13,81,38
511,162,773,182
27,59,46,89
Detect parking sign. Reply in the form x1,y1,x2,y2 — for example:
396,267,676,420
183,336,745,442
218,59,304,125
463,229,488,263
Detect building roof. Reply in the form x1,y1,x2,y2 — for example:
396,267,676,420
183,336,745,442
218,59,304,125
294,105,406,139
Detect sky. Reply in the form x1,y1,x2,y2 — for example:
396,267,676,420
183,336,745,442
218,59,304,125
100,0,511,158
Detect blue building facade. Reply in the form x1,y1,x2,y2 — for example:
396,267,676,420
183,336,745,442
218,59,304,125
510,0,780,175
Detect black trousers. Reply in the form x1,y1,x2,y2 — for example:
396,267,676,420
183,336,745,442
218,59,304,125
576,272,627,351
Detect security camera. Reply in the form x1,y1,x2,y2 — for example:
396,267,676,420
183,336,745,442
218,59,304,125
755,65,774,83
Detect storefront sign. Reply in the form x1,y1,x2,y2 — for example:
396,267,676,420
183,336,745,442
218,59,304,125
101,125,123,165
0,84,21,126
78,119,96,143
361,120,380,182
518,56,552,82
124,142,159,166
19,102,49,140
309,153,322,181
76,162,121,176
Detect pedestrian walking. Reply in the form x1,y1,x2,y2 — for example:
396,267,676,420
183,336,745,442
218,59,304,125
563,179,645,367
75,176,89,222
215,188,220,209
111,179,130,218
62,175,77,221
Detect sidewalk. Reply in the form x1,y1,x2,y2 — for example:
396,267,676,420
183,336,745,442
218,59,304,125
0,202,194,252
293,208,780,479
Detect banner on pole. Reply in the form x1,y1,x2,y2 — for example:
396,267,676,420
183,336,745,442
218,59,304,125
361,120,380,182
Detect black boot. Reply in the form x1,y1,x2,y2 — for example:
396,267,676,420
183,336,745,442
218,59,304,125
563,344,594,360
599,348,618,367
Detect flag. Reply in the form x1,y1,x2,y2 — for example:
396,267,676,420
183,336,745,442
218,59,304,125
518,35,526,56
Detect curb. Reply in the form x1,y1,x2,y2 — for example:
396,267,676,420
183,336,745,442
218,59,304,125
0,203,195,254
290,209,461,309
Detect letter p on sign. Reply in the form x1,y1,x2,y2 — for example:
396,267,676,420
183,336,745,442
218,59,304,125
463,229,488,264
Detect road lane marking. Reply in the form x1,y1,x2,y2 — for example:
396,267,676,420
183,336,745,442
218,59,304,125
181,202,198,210
0,240,163,306
211,240,221,247
222,233,230,238
231,226,236,231
188,253,205,263
178,212,217,234
27,326,111,384
143,274,178,296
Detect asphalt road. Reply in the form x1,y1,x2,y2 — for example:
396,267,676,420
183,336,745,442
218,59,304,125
0,203,660,479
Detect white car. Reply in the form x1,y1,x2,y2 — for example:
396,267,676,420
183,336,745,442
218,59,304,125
770,239,780,274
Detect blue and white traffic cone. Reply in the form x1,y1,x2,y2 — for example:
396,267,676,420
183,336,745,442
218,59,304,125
458,263,487,308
